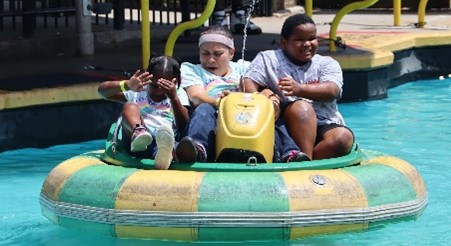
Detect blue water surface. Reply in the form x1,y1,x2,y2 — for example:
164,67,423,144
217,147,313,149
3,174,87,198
1,78,450,246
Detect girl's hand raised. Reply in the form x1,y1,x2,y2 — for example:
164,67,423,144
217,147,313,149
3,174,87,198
128,70,153,92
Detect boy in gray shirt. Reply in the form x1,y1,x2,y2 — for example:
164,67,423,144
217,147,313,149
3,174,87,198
243,13,354,160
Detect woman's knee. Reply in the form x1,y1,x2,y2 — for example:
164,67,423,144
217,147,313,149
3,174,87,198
190,103,217,127
194,103,216,116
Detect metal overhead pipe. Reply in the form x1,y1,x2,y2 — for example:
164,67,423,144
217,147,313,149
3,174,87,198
329,0,379,52
164,0,216,56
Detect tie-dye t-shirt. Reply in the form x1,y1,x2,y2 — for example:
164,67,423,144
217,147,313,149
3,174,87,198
244,49,345,126
123,87,189,137
180,59,250,98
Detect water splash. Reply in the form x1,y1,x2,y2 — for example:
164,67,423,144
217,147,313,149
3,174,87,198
240,0,258,92
241,0,258,62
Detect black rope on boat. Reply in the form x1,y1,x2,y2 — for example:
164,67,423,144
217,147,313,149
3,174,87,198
413,22,427,28
319,37,346,50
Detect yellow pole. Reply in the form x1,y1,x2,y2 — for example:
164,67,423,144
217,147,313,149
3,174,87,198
329,0,379,52
305,0,313,17
164,0,216,56
393,0,401,26
417,0,428,28
141,0,150,70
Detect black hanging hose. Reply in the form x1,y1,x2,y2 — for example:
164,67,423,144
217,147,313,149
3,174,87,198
83,65,133,78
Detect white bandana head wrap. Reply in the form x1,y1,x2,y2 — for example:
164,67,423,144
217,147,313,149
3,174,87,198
198,34,234,49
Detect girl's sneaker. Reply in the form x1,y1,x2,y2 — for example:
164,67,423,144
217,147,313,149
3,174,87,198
154,125,175,170
130,125,152,152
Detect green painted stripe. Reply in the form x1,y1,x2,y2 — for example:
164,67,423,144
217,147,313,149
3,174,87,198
198,172,290,212
198,172,290,241
59,165,137,208
345,164,416,207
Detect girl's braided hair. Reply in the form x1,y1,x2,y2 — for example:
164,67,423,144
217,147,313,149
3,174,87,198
147,54,182,88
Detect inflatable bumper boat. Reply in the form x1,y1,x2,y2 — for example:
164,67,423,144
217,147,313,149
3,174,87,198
40,93,428,242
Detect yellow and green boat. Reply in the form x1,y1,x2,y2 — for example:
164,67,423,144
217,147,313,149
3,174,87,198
40,93,428,242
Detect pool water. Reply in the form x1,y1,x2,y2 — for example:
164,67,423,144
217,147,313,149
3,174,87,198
1,78,450,245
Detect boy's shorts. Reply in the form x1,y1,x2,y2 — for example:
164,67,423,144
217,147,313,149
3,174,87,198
280,98,355,144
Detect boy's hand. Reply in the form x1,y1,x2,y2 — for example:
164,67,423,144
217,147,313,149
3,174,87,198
278,76,301,97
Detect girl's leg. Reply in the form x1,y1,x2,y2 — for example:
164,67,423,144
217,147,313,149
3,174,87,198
121,102,144,137
121,102,152,153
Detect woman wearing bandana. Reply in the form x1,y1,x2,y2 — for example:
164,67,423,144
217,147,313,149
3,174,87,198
176,25,310,163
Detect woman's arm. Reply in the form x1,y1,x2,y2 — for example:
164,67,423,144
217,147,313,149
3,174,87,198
185,84,216,108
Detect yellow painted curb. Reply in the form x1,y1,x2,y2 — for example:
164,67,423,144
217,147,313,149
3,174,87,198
326,31,451,70
0,82,101,110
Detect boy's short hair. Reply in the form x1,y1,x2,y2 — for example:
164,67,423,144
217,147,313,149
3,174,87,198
281,13,316,40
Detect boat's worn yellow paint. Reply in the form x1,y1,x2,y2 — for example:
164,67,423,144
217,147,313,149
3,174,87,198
282,169,368,211
115,170,204,211
41,156,103,201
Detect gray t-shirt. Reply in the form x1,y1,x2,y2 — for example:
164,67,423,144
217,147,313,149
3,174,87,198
244,49,345,126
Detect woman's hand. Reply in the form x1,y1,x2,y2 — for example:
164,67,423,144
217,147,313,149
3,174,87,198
270,95,281,120
127,70,153,92
260,88,280,120
219,90,231,99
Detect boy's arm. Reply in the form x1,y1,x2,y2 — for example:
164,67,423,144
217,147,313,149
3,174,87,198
242,77,265,93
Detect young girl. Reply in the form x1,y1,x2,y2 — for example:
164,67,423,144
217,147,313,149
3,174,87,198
98,55,190,169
